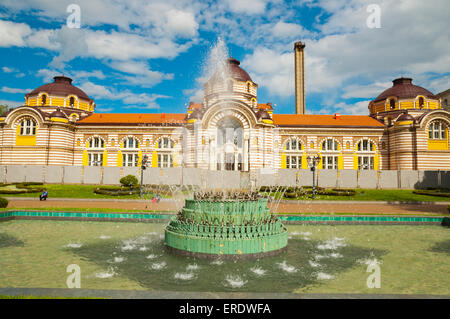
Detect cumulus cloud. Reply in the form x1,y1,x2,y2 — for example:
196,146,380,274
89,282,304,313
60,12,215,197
78,81,169,109
225,0,268,15
1,87,33,94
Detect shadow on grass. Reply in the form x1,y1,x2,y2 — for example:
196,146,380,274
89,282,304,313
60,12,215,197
0,233,24,248
69,233,387,293
429,239,450,255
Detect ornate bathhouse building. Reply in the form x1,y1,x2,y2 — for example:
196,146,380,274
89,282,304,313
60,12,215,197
0,43,449,171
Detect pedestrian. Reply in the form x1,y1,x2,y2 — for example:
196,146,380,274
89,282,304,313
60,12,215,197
40,189,48,201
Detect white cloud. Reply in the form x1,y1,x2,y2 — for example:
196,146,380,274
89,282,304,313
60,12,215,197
0,99,23,108
78,81,169,109
0,20,31,47
243,47,294,97
1,87,32,94
428,76,450,94
109,60,173,88
226,0,268,15
2,66,16,73
272,21,305,38
342,81,392,99
316,100,372,115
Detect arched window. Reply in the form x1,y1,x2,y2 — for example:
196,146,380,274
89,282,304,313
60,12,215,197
41,94,47,106
322,138,338,151
157,137,175,168
419,97,425,108
122,137,139,149
429,121,446,140
69,97,75,107
321,138,339,169
87,137,105,166
247,83,251,93
284,138,303,169
88,137,104,149
356,139,376,170
390,99,395,110
159,137,174,149
19,119,37,136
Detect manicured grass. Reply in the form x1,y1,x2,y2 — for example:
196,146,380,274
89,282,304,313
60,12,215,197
275,211,447,217
0,184,157,199
265,189,450,202
2,184,450,202
0,207,164,213
0,295,99,299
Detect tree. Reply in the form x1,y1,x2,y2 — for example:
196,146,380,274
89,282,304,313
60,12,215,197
0,104,10,116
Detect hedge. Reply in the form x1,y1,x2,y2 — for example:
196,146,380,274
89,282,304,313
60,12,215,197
413,190,450,198
0,197,8,208
94,187,140,196
0,183,44,194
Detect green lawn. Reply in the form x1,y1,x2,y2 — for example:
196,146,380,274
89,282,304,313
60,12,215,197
0,207,166,213
265,189,450,202
1,184,450,202
0,184,157,199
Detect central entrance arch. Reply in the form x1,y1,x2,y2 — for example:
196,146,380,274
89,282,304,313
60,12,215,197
216,117,243,171
202,101,258,172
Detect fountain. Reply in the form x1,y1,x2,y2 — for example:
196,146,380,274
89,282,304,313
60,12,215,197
165,191,288,259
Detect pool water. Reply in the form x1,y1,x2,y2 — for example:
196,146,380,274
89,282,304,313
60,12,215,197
0,220,449,294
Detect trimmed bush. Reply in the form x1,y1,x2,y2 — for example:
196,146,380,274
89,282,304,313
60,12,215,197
0,197,8,208
283,192,298,199
120,175,139,188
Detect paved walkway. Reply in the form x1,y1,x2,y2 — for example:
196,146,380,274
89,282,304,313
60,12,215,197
0,287,448,299
5,197,449,215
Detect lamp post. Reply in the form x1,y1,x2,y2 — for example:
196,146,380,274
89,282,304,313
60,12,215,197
140,155,149,198
307,155,321,199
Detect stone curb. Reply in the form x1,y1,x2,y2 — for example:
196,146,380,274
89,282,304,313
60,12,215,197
0,287,448,299
5,197,450,205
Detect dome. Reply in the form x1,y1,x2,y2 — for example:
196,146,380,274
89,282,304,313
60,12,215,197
209,57,253,83
26,76,93,102
50,108,67,119
188,109,203,120
373,78,437,103
397,113,415,121
255,109,271,120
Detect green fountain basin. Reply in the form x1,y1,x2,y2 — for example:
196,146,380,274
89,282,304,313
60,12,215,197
165,198,288,259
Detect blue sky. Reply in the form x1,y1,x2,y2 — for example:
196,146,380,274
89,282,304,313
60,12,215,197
0,0,449,115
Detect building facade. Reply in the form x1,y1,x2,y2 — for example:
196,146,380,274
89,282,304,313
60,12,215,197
1,44,449,171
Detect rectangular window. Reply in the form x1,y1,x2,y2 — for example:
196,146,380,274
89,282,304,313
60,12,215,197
358,156,374,170
88,153,103,166
286,155,301,169
157,153,173,168
322,156,338,169
122,153,138,167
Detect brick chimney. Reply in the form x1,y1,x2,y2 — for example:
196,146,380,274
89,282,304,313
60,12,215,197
294,41,306,115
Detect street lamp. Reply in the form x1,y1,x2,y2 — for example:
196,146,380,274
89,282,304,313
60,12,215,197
140,155,149,198
307,155,321,199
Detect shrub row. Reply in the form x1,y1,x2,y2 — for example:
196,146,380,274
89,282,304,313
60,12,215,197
0,182,44,194
94,187,140,196
413,190,450,198
276,187,356,198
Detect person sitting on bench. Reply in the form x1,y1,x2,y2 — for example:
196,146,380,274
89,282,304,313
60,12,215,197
40,189,48,201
